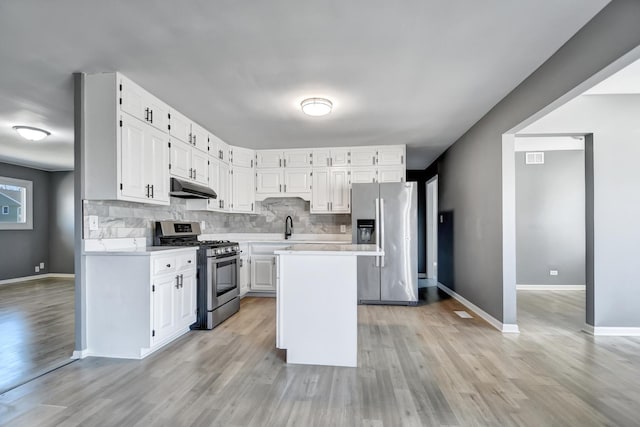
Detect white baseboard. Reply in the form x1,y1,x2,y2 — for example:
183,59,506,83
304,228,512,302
71,349,90,359
517,284,585,290
0,273,75,286
437,283,519,334
583,324,640,336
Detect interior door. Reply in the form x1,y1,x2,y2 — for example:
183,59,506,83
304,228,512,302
379,183,417,302
351,183,381,302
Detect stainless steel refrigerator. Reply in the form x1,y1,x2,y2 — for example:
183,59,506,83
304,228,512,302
351,182,418,304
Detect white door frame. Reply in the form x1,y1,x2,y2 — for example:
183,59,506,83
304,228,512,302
426,175,438,280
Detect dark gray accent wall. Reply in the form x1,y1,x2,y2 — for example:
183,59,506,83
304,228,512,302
428,0,640,324
515,150,585,285
0,162,50,280
49,171,74,274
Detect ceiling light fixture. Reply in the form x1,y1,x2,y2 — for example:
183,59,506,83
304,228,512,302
301,98,333,117
12,126,51,141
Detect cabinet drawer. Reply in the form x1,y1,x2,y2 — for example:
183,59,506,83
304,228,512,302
176,253,197,271
153,255,177,275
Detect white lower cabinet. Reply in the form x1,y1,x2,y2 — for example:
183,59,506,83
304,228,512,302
239,255,250,296
85,248,197,359
250,255,277,292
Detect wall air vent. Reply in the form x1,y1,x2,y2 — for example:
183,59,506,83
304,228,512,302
525,152,544,165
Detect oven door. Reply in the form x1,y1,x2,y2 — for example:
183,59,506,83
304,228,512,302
207,253,240,310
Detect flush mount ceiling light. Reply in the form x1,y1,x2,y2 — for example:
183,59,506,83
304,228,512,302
300,97,333,117
12,126,51,141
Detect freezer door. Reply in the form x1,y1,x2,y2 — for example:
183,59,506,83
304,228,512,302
379,182,418,302
351,183,381,301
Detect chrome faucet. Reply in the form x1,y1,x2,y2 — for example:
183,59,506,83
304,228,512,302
285,216,293,240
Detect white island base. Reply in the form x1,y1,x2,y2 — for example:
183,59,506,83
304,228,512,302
275,244,382,368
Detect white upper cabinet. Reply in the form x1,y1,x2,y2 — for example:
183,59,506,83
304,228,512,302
190,122,208,153
284,168,311,194
311,149,331,167
232,166,255,213
350,147,378,167
283,150,311,168
169,139,208,185
168,109,191,144
191,150,209,186
351,167,377,184
377,145,405,166
211,134,230,165
169,139,192,180
377,165,405,183
311,168,331,213
311,148,350,167
231,146,255,168
331,148,350,167
256,150,282,169
330,168,351,213
217,161,231,211
119,113,169,205
256,169,283,194
119,75,168,132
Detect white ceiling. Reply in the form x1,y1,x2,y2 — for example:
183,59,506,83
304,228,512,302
0,0,609,171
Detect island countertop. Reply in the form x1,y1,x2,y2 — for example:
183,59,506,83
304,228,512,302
274,243,383,256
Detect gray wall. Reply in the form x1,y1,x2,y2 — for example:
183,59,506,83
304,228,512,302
49,171,74,274
515,150,585,286
523,95,640,327
0,162,50,280
430,0,640,324
84,197,351,244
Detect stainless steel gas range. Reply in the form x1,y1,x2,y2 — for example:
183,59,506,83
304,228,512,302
154,221,240,329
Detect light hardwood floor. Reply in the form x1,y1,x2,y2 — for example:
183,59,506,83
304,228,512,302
0,277,75,394
1,289,639,426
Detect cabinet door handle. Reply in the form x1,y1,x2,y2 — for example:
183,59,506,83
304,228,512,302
150,184,154,198
175,275,180,289
145,108,150,121
188,259,192,264
373,156,376,165
189,168,193,179
189,133,192,143
180,274,184,288
150,109,153,123
401,155,404,164
193,134,196,145
251,202,254,211
326,158,330,166
194,169,197,180
145,184,150,198
283,159,287,167
279,158,282,167
284,184,286,192
327,202,329,211
166,263,171,268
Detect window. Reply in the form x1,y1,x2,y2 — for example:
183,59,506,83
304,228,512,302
0,176,33,230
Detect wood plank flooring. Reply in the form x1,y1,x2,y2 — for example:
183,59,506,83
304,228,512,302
1,288,639,426
0,277,75,394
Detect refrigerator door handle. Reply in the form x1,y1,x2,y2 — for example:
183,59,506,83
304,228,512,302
380,198,385,267
375,198,380,267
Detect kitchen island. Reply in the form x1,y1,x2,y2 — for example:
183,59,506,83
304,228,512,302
275,244,382,367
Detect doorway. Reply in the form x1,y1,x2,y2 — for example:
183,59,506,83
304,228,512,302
425,175,438,287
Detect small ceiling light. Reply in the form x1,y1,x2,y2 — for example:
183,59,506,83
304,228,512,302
12,126,51,141
301,98,333,117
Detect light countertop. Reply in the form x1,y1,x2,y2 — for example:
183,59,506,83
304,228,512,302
200,233,351,244
274,244,382,256
83,246,197,256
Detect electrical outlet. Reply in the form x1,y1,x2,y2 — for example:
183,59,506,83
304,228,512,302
40,262,45,269
340,225,346,233
88,215,99,231
35,266,40,273
550,270,559,276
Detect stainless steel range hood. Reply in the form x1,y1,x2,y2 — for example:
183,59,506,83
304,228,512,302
169,178,217,199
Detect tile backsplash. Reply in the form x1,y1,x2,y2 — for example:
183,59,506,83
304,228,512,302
84,197,351,244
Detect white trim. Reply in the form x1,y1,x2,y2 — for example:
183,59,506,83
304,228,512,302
71,349,90,359
517,284,586,291
583,324,640,336
437,283,520,334
0,273,75,286
515,136,584,152
0,175,33,230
